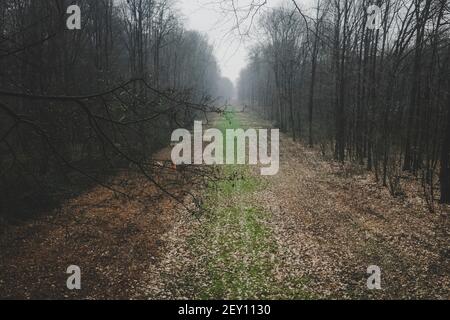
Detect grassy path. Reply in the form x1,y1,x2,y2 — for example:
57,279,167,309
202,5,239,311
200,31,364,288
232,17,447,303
2,110,446,299
136,111,310,299
137,110,448,300
183,111,309,299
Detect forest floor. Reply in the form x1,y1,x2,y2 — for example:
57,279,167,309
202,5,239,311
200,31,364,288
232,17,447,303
0,111,449,299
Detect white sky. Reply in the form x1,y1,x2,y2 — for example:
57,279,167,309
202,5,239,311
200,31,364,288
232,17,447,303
175,0,269,85
176,0,247,85
176,0,315,85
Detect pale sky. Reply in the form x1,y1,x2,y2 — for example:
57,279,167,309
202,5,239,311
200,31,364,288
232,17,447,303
176,0,248,85
177,0,315,85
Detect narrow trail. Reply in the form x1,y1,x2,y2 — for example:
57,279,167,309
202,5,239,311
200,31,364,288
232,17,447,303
137,111,449,300
136,112,310,299
1,111,448,299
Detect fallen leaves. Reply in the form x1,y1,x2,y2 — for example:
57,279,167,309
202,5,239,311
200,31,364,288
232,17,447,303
1,112,449,300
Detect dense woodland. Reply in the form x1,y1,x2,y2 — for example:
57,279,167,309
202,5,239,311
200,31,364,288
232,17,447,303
1,0,450,221
0,0,234,219
238,0,450,207
0,1,449,301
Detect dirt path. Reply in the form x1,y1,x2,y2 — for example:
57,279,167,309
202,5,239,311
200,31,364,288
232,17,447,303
136,111,449,300
1,111,449,299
